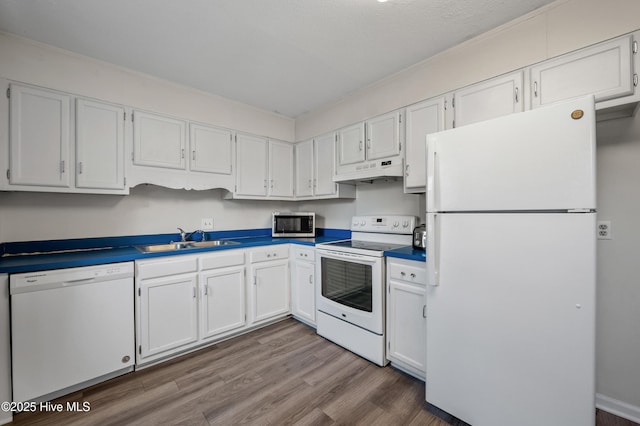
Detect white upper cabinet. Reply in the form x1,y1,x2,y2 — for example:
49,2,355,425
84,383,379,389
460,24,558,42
268,139,294,197
235,133,268,197
337,123,366,166
295,139,314,198
404,97,445,193
314,132,339,197
189,123,233,175
76,98,125,190
133,110,187,170
9,84,71,188
453,71,524,128
5,83,127,194
294,133,354,200
233,135,294,199
530,34,635,110
366,110,402,160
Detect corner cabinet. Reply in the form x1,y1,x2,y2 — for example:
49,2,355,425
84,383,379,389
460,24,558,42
290,246,316,326
404,97,446,193
452,71,524,128
3,83,128,194
231,135,294,200
295,133,355,200
386,257,427,380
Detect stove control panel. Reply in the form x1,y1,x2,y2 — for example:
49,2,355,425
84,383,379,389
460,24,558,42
351,215,418,234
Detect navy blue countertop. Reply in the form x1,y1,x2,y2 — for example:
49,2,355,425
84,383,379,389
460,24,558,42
0,228,350,274
384,246,427,262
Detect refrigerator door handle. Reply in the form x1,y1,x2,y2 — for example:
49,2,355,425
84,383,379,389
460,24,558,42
427,213,440,287
426,138,437,211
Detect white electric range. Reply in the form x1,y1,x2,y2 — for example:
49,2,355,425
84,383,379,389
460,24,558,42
315,215,417,366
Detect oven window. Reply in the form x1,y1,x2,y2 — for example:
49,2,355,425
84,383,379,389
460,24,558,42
321,257,372,312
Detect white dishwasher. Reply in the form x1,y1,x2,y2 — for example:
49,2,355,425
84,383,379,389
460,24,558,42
10,262,135,403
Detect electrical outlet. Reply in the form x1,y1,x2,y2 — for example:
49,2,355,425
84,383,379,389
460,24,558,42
201,218,214,230
597,220,612,240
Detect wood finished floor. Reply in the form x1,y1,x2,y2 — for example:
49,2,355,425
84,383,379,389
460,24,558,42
9,318,639,426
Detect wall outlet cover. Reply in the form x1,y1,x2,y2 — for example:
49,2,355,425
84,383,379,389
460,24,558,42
201,218,214,230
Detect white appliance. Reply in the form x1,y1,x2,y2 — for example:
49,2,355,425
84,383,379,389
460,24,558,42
10,262,135,403
425,96,596,426
316,215,417,366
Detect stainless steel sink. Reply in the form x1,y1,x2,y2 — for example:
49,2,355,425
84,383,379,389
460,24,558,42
187,240,240,248
135,240,240,253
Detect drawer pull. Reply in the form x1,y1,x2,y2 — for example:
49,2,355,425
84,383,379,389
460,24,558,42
410,273,416,278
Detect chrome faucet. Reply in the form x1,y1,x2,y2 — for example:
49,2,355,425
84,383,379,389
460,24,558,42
177,228,205,242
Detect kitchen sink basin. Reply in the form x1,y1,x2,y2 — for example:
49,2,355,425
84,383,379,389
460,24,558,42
135,240,239,253
187,240,240,248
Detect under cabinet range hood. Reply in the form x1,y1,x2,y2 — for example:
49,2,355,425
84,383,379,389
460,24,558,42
333,157,404,183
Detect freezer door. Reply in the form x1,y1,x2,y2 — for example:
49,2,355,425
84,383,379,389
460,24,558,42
426,96,596,213
425,212,595,426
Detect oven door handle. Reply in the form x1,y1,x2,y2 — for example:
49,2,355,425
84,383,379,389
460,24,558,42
317,250,376,263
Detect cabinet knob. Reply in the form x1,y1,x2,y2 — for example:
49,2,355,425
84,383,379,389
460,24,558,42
410,273,416,278
400,271,406,276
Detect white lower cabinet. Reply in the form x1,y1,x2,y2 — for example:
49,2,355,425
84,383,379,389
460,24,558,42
291,246,315,326
136,255,199,363
200,253,246,340
136,246,293,366
386,257,427,380
249,245,290,325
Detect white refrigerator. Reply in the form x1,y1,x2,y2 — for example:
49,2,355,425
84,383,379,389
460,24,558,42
425,96,596,426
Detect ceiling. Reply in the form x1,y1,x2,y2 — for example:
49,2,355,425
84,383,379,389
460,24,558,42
0,0,555,118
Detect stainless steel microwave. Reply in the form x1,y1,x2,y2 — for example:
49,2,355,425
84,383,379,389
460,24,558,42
272,212,315,237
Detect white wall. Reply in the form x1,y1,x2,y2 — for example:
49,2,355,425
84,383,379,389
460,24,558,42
299,180,424,229
595,115,640,410
295,0,640,416
0,31,300,242
296,0,640,140
0,185,302,242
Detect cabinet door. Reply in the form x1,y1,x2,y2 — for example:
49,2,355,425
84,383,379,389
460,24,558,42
201,266,246,340
337,123,365,166
314,132,338,196
138,274,198,359
251,260,290,323
387,279,426,374
404,98,445,193
133,110,186,170
189,123,233,174
9,84,71,187
236,133,268,196
292,260,315,324
295,139,314,197
366,110,402,160
76,99,125,190
453,71,523,127
268,140,294,197
531,35,634,109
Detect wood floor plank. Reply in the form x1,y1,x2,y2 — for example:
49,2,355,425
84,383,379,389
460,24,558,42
9,318,635,426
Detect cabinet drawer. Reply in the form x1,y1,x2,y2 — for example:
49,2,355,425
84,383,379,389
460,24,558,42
136,255,198,280
388,260,426,285
292,246,315,262
200,250,245,271
250,245,289,263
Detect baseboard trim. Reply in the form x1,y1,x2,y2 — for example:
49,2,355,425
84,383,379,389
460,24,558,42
596,393,640,424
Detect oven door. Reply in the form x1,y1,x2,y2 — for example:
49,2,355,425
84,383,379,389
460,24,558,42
315,248,384,334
